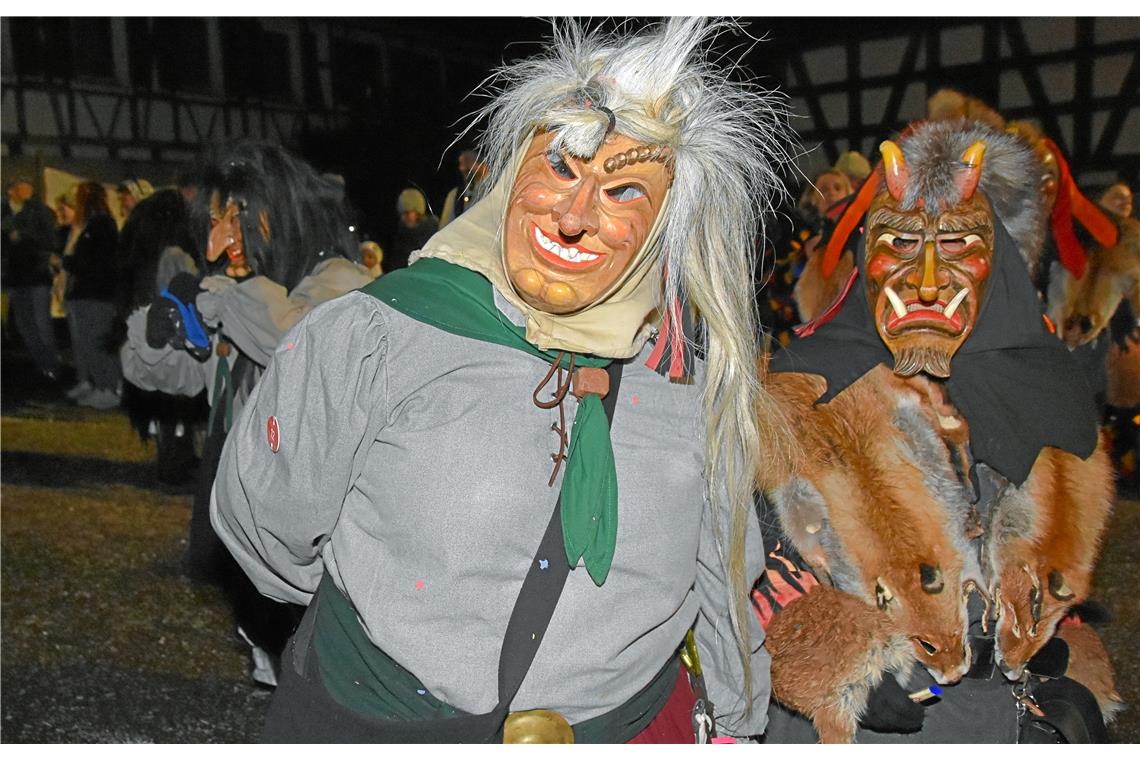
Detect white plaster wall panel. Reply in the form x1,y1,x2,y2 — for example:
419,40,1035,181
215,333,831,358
1039,62,1075,104
1119,110,1140,154
1092,111,1109,151
118,146,150,161
820,92,848,129
940,26,982,67
73,144,109,159
1094,54,1132,99
148,100,175,142
188,105,218,141
227,108,243,136
89,96,121,139
861,87,890,127
110,101,132,141
899,82,926,123
1020,18,1074,56
803,46,845,86
1001,70,1033,109
24,92,59,136
860,38,905,79
1079,170,1120,188
1093,17,1140,45
1,90,17,133
82,95,124,141
74,99,101,139
245,110,262,139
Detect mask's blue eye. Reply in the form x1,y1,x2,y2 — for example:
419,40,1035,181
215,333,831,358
606,184,645,203
545,149,576,179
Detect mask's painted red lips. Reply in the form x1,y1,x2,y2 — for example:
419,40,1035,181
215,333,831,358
529,222,607,271
883,285,970,334
885,299,966,333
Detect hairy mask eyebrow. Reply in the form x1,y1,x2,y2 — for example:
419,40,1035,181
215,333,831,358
936,211,990,233
868,208,925,232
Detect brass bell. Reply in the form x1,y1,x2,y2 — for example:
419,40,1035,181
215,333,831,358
503,709,575,743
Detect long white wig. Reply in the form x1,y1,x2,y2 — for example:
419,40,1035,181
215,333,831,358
465,17,798,707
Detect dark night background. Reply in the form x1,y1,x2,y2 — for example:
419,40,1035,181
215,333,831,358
4,17,1136,263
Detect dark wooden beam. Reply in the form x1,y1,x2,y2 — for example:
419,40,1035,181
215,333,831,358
1001,19,1066,151
1092,48,1140,161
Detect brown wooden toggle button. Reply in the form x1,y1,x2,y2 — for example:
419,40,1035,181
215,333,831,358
570,366,609,400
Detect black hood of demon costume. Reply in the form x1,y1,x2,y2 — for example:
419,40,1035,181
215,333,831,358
770,218,1098,486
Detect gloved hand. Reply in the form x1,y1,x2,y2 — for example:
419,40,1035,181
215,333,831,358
146,272,211,361
195,274,239,326
1026,637,1070,679
859,676,926,734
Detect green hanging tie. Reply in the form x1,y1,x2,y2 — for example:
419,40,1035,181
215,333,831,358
359,258,620,585
206,357,234,435
560,388,619,585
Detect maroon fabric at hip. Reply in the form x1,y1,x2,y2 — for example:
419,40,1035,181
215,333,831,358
627,666,697,743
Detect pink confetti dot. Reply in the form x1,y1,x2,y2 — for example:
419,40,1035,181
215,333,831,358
415,580,425,591
286,342,295,350
630,394,640,405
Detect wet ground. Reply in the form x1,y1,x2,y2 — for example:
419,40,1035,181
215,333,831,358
1,341,1137,743
2,349,269,742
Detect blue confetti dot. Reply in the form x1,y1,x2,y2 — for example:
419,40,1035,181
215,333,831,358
417,689,426,696
539,559,549,570
930,684,943,696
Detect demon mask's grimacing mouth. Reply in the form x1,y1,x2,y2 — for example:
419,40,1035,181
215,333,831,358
865,140,995,378
503,130,671,314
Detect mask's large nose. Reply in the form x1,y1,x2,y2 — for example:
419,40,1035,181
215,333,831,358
919,240,941,303
551,175,600,237
207,210,236,263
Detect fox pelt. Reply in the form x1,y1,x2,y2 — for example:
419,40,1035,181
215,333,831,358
760,364,1115,741
762,369,976,704
1049,215,1140,351
1055,616,1125,723
766,584,914,744
983,438,1115,680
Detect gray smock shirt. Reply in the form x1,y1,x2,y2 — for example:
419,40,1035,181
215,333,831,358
210,286,771,737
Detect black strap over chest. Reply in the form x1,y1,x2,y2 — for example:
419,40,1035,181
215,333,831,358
491,360,624,734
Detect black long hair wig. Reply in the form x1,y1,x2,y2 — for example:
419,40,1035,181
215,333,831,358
195,141,358,291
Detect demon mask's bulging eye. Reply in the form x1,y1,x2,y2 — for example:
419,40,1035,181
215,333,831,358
875,231,922,254
937,233,983,257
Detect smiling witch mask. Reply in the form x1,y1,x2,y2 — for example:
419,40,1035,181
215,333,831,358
865,140,994,378
504,130,672,315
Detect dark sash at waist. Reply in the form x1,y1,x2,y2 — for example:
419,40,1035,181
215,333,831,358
309,573,679,742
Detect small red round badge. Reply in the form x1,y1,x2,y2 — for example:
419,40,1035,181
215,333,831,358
267,415,280,453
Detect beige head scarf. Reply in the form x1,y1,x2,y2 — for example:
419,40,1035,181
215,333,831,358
416,143,670,359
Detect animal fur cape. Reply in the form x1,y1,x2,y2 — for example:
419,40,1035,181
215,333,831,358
770,219,1098,486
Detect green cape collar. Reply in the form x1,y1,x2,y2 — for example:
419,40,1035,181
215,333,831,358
360,258,619,585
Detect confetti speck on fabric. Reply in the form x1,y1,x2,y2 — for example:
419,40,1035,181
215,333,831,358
538,559,549,570
415,580,425,591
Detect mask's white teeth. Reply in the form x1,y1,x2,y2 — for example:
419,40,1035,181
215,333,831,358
944,287,969,320
534,225,599,263
884,286,908,319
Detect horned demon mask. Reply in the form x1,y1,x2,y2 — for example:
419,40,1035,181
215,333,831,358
865,140,995,378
